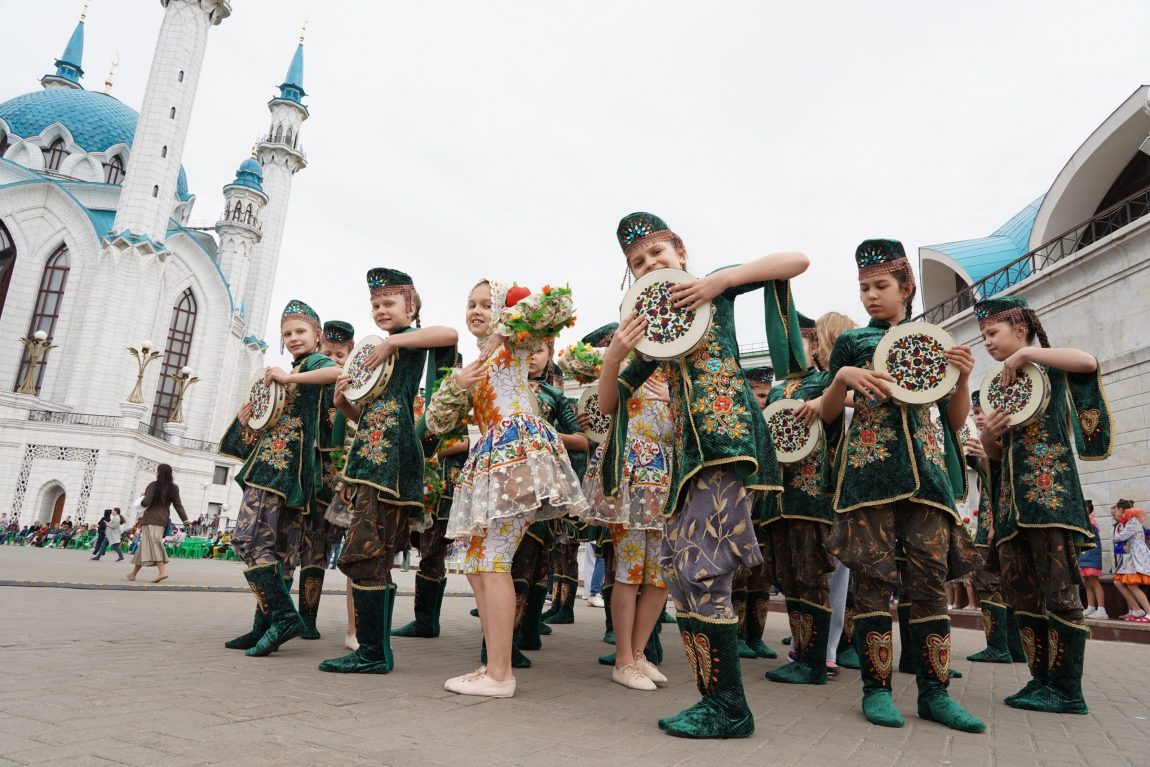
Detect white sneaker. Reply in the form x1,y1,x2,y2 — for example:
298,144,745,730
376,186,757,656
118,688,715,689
633,655,667,684
588,594,605,608
612,664,657,691
446,670,515,697
1082,606,1097,618
344,634,359,651
444,666,486,690
1094,608,1110,620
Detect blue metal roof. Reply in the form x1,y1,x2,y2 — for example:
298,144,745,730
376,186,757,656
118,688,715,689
0,88,190,199
924,196,1044,283
229,157,264,192
52,20,85,84
277,44,306,104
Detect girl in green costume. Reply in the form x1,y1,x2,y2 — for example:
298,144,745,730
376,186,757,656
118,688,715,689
978,294,1112,714
598,212,808,739
821,240,984,733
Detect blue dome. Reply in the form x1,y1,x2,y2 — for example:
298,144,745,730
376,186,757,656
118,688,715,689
0,88,190,200
230,157,264,192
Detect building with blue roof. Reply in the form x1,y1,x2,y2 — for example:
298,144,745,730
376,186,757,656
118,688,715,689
0,1,311,529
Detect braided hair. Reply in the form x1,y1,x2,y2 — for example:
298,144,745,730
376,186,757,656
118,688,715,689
410,287,423,328
892,268,916,318
1020,308,1050,348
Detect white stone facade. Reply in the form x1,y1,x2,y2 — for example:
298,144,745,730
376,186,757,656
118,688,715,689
0,3,306,528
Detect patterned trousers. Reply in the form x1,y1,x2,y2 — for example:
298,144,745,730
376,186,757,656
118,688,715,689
300,512,334,570
971,560,1002,603
764,519,833,606
338,485,408,587
415,515,451,581
659,467,764,620
231,488,303,572
998,528,1084,623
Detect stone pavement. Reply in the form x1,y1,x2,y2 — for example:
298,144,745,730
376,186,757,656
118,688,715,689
1,547,1149,767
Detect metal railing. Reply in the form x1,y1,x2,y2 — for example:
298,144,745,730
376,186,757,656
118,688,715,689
179,437,218,453
27,410,120,428
917,185,1150,325
137,421,167,440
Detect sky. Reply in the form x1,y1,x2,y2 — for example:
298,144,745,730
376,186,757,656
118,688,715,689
4,0,1150,368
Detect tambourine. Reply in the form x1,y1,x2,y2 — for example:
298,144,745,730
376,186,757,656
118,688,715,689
577,387,612,442
621,268,712,359
343,335,396,404
762,399,822,464
873,322,960,405
980,361,1051,428
245,370,285,430
958,414,979,446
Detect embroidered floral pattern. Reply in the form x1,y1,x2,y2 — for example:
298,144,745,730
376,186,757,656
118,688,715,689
1019,421,1069,510
345,342,381,391
846,402,896,468
634,280,695,345
356,399,400,465
767,408,812,454
581,391,612,435
987,369,1034,416
791,458,822,497
924,632,951,683
257,415,302,471
884,332,948,393
1078,408,1101,437
688,328,749,439
249,378,274,422
865,630,893,681
917,407,947,470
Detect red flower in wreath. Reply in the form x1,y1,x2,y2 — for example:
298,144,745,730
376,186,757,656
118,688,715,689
1036,474,1053,488
859,430,877,445
713,396,732,413
801,464,816,476
369,431,382,444
271,439,285,451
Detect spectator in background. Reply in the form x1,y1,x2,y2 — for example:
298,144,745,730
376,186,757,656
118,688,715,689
1112,500,1150,622
100,510,126,562
90,510,112,560
127,463,189,584
1080,501,1107,619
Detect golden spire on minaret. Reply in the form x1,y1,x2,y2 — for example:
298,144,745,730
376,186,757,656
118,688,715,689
103,52,119,94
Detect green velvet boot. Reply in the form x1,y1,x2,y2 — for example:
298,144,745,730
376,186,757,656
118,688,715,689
836,607,860,669
658,613,704,730
854,611,904,728
519,582,548,651
539,578,561,621
510,579,534,666
393,572,440,638
734,585,756,659
766,600,830,685
245,564,306,657
1005,611,1050,704
966,601,1013,663
319,583,396,673
911,616,985,733
1009,615,1088,714
1006,607,1028,663
543,575,576,624
661,610,677,624
224,603,269,650
745,589,777,659
663,616,755,739
297,566,325,640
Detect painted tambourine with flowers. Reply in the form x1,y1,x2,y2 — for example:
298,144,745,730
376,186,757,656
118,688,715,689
343,335,396,404
621,268,712,360
577,387,613,442
872,322,960,405
244,370,286,430
979,360,1051,428
762,398,822,464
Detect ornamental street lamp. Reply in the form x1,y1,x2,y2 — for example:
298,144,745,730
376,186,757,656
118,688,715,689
126,340,163,404
167,366,200,424
17,330,57,395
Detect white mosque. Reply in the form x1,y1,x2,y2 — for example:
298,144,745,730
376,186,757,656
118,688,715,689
0,1,308,527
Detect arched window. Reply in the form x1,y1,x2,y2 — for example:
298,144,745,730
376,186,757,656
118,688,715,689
103,155,125,184
0,219,15,319
274,125,283,143
15,245,69,395
245,203,253,224
178,70,185,83
285,127,293,147
161,145,168,158
0,131,9,158
152,185,159,198
44,139,67,172
150,288,197,431
232,201,242,221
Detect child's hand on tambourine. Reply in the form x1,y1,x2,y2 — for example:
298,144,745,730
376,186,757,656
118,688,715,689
999,347,1032,387
982,408,1011,439
576,411,593,430
671,273,723,312
642,379,671,403
264,367,290,385
796,397,822,425
944,345,975,382
238,402,253,424
964,436,986,459
605,312,647,365
333,375,351,406
366,339,397,370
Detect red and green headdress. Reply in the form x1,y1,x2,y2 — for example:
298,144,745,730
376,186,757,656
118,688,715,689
974,295,1029,331
854,239,914,290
